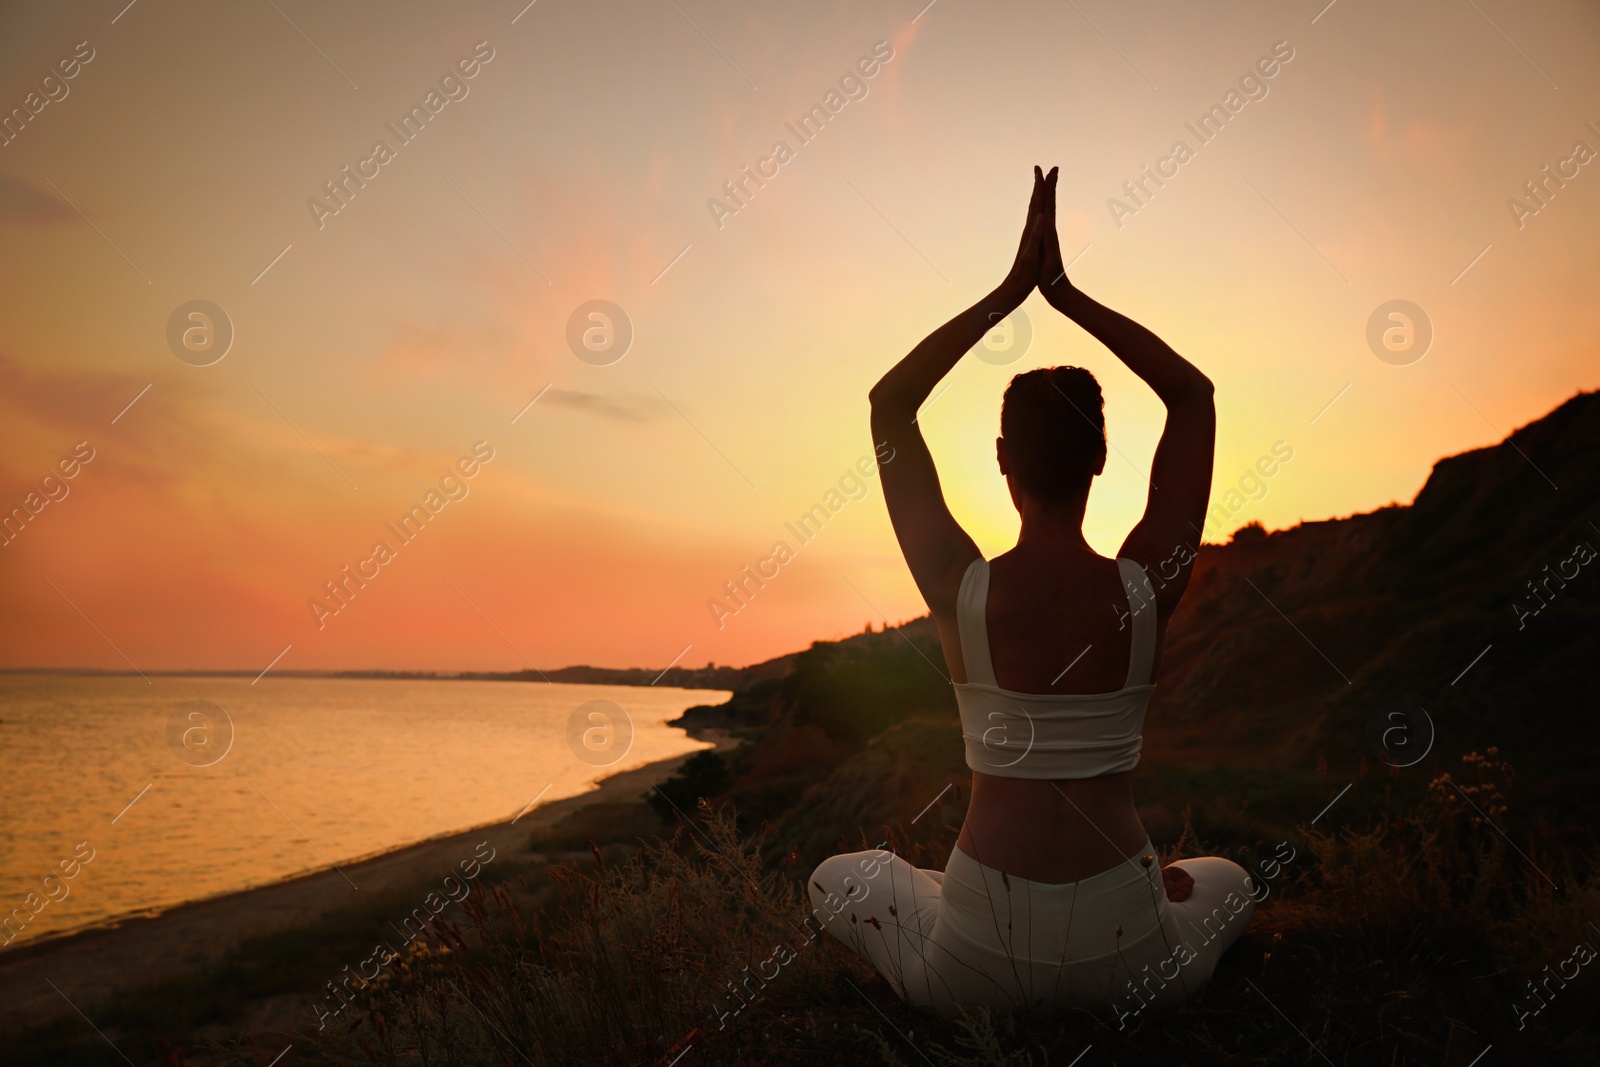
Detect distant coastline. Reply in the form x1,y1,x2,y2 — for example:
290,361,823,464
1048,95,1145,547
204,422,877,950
0,659,793,692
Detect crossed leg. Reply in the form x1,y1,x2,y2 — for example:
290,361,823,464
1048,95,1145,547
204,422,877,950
809,849,1258,1010
806,849,947,1003
1158,856,1257,988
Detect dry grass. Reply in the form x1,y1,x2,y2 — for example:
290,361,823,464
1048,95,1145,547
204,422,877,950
220,747,1599,1067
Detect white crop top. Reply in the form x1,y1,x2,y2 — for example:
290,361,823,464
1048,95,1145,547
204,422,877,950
953,556,1157,779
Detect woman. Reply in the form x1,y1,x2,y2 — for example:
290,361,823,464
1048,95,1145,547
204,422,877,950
807,166,1256,1017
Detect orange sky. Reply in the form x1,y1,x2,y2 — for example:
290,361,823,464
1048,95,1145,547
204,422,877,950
1,0,1597,673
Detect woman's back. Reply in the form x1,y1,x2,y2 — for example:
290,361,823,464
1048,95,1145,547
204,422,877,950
983,546,1160,694
943,544,1163,884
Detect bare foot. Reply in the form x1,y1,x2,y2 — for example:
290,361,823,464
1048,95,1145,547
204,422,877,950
1162,864,1194,902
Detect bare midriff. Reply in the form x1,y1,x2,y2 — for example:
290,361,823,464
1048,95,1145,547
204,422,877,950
938,549,1164,885
955,768,1149,884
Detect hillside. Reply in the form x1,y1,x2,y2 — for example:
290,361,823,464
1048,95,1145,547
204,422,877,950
1152,389,1599,821
465,655,796,692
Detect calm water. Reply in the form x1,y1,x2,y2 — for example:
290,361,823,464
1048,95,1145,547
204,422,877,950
0,674,723,948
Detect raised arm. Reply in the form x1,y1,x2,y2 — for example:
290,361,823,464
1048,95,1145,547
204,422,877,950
1038,171,1215,608
868,168,1048,613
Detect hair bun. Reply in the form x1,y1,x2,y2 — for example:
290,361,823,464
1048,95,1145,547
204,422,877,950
1047,366,1104,415
1000,365,1107,503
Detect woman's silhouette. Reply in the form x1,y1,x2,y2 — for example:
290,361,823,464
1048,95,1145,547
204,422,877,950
808,167,1256,1014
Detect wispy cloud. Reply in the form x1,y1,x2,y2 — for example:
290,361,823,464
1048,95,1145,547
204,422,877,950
0,174,73,224
543,388,672,424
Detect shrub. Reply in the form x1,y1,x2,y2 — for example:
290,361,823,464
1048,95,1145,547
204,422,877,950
647,750,733,823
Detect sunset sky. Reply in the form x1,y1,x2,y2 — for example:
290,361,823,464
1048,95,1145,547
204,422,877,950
1,0,1596,673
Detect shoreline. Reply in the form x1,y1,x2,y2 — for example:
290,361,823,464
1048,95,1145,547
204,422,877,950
0,727,736,1033
0,662,779,691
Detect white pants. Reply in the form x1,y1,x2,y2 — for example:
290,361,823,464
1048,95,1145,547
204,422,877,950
807,839,1255,1020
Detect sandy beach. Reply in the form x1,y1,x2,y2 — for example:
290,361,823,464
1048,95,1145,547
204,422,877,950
0,729,734,1036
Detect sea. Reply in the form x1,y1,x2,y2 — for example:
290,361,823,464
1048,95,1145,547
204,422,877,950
0,674,724,949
